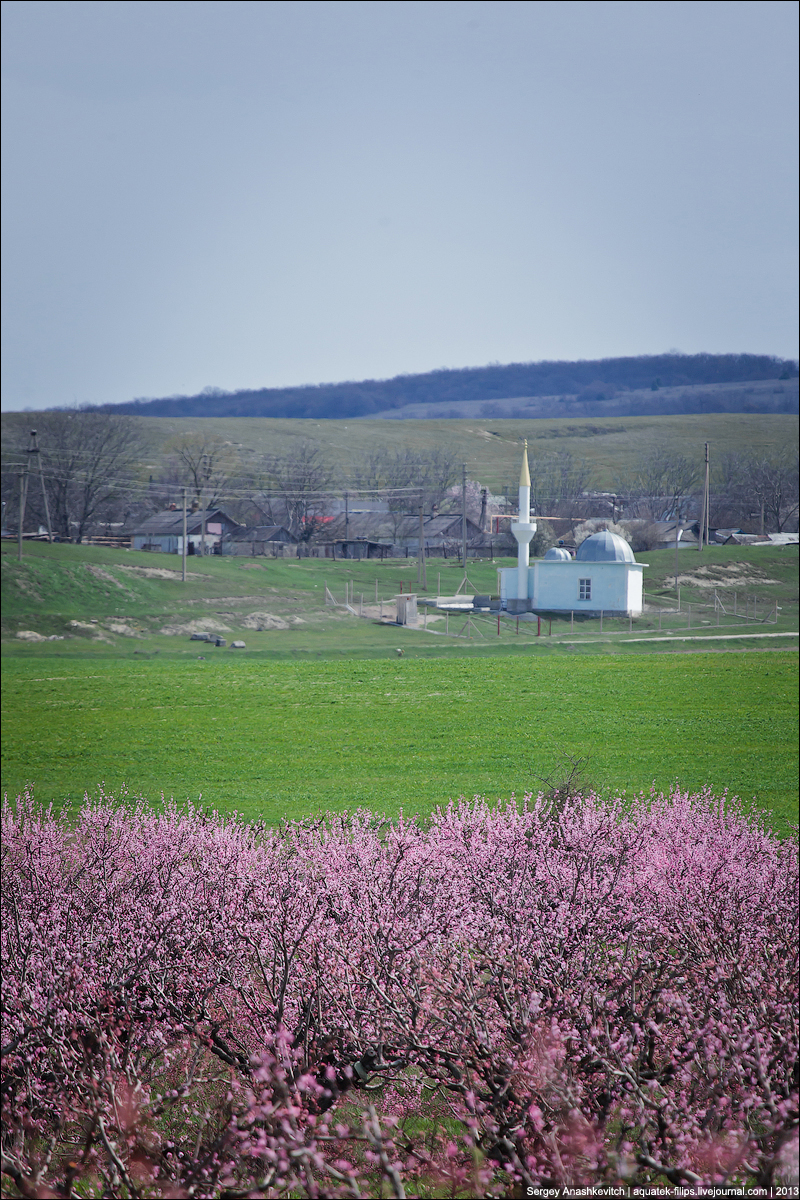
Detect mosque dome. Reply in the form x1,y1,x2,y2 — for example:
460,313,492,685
575,530,635,563
543,546,572,560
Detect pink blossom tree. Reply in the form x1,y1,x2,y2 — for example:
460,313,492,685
2,786,797,1197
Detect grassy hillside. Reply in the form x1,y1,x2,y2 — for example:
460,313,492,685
134,412,798,492
2,539,797,653
3,411,797,494
2,540,797,834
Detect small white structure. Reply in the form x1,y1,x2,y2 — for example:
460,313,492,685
395,594,418,626
500,448,646,616
508,441,537,613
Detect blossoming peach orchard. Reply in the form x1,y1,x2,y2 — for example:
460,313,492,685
2,788,797,1198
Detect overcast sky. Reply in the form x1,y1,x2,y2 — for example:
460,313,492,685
1,0,798,412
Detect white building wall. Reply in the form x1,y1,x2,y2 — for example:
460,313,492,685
500,563,644,614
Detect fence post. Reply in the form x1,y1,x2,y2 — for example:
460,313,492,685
600,610,603,632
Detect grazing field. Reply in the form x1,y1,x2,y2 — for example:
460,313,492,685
131,411,800,491
3,652,797,833
4,410,796,492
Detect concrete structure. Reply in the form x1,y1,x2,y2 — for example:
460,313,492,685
395,594,418,626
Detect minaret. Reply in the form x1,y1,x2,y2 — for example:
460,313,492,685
510,440,536,611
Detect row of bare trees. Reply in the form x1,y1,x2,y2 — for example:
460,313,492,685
615,447,799,532
2,412,797,542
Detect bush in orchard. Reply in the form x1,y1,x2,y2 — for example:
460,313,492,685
2,786,797,1198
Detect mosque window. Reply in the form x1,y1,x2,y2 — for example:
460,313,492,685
578,578,592,601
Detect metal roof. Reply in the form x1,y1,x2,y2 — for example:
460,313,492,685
132,509,234,537
576,531,636,563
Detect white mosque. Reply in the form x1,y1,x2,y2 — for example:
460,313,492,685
499,443,646,617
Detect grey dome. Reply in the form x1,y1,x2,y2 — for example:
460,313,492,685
543,546,572,561
575,530,635,563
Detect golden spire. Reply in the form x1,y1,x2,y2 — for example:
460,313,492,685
520,439,530,487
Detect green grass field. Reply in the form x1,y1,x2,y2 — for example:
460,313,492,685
2,652,797,834
2,540,798,834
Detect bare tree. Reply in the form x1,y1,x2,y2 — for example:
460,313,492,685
616,449,700,521
167,433,240,508
251,441,334,540
713,449,799,532
353,445,460,512
4,411,144,542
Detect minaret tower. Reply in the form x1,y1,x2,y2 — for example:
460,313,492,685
510,440,536,612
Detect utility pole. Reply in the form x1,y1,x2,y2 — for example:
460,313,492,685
18,471,28,561
461,463,467,570
344,491,349,550
674,512,682,593
28,430,53,542
182,487,188,582
698,443,708,552
418,505,427,590
200,491,206,556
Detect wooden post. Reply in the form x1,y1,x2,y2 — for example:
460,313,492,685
516,617,520,635
537,615,541,637
201,491,206,556
549,618,552,636
18,471,27,561
600,610,603,632
446,611,449,636
629,614,632,633
687,605,691,629
497,613,500,636
461,463,467,570
571,610,574,632
659,609,662,631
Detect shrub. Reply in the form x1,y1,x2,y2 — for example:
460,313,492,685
2,787,797,1197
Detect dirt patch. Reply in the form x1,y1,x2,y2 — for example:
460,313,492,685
158,617,231,636
239,612,290,631
185,596,269,606
675,563,781,588
68,620,113,642
119,565,207,580
85,565,127,589
106,622,143,637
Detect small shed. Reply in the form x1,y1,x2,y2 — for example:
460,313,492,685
395,594,418,626
221,525,299,556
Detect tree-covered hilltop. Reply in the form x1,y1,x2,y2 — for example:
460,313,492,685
92,352,799,420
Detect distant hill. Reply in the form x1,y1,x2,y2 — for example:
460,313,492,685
93,353,798,420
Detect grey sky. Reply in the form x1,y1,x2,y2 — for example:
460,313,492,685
2,0,797,411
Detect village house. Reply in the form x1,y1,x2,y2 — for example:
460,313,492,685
130,507,239,554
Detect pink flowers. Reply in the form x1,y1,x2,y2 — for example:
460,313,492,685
2,786,797,1197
